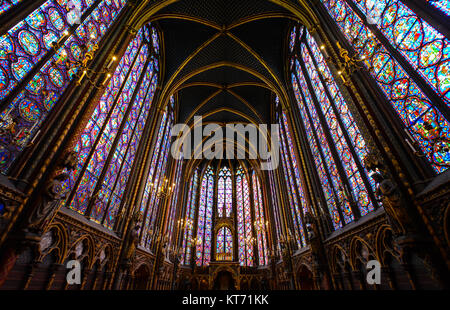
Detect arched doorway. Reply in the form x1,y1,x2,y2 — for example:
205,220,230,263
134,265,150,290
213,271,236,290
297,265,314,290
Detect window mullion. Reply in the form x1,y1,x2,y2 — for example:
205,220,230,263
343,0,450,119
303,38,380,210
100,67,156,225
292,70,347,226
398,0,450,38
297,56,362,220
66,40,144,212
0,0,105,108
86,53,151,221
279,124,305,247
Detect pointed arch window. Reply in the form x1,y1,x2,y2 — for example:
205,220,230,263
139,96,175,249
217,165,232,217
216,226,233,261
252,171,268,266
167,158,184,247
61,25,159,231
196,166,214,266
320,0,450,173
290,25,379,231
278,107,307,247
181,168,199,265
267,163,282,242
236,166,254,266
0,0,128,173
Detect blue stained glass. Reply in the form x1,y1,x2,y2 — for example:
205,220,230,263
321,0,450,173
292,73,343,229
71,42,148,218
181,169,199,265
252,172,268,266
60,24,161,233
196,166,214,266
301,39,374,216
0,0,127,173
217,166,232,217
351,0,449,105
279,112,306,247
236,167,254,266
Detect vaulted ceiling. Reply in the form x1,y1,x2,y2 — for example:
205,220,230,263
145,0,303,127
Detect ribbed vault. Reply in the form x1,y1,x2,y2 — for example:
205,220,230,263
129,0,319,133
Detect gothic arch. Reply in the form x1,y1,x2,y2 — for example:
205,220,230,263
349,236,377,271
38,223,69,265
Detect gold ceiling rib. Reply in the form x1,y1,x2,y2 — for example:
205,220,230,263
176,82,224,90
129,0,319,31
157,32,222,109
226,89,264,121
172,107,272,155
182,88,263,124
145,13,222,30
226,32,290,108
187,107,273,150
128,0,321,123
227,12,297,29
176,81,270,91
157,61,284,112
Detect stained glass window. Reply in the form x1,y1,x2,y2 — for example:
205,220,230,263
167,158,184,247
236,166,254,266
320,0,450,173
252,171,268,266
0,0,128,173
139,96,175,249
181,168,199,266
268,163,282,241
278,110,307,248
196,166,214,266
216,226,233,261
217,165,232,217
351,0,449,105
301,33,375,217
60,25,160,232
289,25,379,232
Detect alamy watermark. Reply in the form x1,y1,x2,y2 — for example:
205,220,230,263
366,260,381,285
170,116,280,170
66,260,81,285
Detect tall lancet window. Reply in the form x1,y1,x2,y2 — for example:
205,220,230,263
278,107,307,247
62,25,159,230
181,168,199,265
217,166,232,217
0,0,128,172
236,166,254,266
139,96,175,249
268,163,282,242
320,0,450,173
196,166,214,266
252,171,268,266
216,226,233,261
167,158,184,247
290,25,379,231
